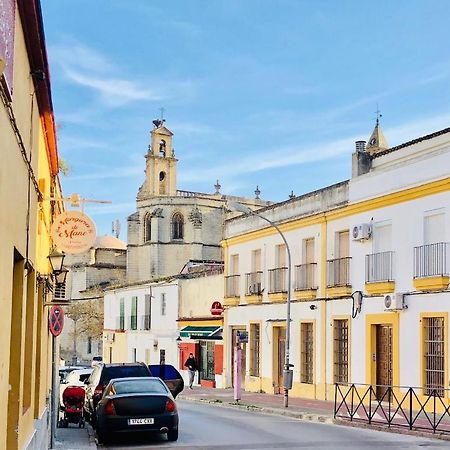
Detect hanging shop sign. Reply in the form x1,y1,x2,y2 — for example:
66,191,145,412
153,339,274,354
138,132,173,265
51,210,96,254
210,301,224,316
49,305,64,337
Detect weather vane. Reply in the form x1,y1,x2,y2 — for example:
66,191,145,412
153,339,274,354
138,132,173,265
375,104,382,125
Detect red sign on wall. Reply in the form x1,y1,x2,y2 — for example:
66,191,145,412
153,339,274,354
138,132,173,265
49,306,64,337
210,301,224,316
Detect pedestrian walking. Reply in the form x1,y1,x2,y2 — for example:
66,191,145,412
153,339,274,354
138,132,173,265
184,353,197,389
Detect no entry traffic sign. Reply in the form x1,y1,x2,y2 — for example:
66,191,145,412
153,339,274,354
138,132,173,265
49,306,64,337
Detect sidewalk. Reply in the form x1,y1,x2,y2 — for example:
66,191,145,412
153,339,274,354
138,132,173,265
53,423,96,449
178,386,335,422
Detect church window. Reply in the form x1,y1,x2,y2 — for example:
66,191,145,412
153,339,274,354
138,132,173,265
144,213,152,242
159,171,166,195
171,212,184,240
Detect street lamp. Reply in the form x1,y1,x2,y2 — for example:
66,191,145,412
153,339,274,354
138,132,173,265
227,202,293,407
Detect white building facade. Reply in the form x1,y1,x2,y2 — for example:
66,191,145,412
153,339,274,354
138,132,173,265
222,125,450,407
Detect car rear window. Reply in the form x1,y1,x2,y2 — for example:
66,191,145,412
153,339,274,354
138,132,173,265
101,365,150,384
113,379,168,395
149,364,181,380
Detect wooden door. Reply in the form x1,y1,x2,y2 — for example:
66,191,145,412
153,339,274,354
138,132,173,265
376,324,392,400
274,327,286,394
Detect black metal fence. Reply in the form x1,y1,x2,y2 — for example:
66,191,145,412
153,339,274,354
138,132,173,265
334,383,450,434
414,242,449,278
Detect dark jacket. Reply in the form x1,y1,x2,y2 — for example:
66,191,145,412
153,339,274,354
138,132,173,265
184,356,197,371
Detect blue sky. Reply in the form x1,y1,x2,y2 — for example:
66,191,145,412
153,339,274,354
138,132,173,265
42,0,450,238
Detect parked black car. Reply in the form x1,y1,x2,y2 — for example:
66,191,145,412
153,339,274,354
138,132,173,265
84,363,152,426
96,377,179,444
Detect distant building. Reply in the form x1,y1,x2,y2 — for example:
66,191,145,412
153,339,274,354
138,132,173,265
60,235,126,364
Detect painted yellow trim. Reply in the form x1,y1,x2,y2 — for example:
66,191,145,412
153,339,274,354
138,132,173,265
245,294,263,304
327,286,353,297
268,292,287,303
420,312,448,400
224,297,240,307
223,177,450,247
178,319,222,327
293,289,317,300
414,276,449,291
330,315,352,385
291,381,316,399
365,313,400,389
365,281,396,295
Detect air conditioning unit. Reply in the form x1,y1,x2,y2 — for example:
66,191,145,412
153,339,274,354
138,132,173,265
384,293,405,311
352,223,372,241
248,282,262,295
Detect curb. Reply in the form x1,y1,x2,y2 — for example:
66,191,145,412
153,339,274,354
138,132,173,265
178,395,334,424
85,423,98,448
334,418,450,442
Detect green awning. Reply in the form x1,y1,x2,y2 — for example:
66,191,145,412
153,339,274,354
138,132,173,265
180,326,221,338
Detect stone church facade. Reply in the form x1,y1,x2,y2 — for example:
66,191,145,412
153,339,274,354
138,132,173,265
126,121,269,282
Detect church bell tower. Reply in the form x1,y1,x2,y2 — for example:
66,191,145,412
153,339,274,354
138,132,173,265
140,119,178,197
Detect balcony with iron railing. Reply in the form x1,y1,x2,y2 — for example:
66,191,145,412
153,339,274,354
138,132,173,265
115,316,125,331
245,271,263,304
141,314,151,330
365,251,395,295
224,274,240,307
268,267,287,302
413,242,450,291
327,257,352,297
294,263,317,299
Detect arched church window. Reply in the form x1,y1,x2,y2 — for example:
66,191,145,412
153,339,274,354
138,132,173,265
144,213,152,242
159,140,166,157
171,212,184,240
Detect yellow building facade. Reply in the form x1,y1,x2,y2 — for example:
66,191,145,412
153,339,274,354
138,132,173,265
0,1,62,448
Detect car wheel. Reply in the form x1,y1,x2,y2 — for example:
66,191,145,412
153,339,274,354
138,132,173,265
167,428,178,442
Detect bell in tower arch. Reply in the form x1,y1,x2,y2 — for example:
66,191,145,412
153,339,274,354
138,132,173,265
159,140,166,157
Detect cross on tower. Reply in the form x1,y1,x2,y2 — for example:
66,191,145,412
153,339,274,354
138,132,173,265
375,104,382,126
159,107,165,121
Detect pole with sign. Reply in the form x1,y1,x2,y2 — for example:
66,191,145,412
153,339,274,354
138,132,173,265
233,344,241,402
49,306,64,448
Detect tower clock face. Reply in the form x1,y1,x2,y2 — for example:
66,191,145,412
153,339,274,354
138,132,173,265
369,137,377,146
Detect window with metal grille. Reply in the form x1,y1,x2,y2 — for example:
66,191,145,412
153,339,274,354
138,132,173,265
301,322,313,384
249,323,260,376
423,316,445,396
333,319,349,383
171,213,184,240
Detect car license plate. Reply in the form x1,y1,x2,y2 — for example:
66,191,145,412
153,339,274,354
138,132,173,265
128,418,154,425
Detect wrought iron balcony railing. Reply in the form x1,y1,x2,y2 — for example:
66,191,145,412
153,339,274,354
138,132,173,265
294,263,317,290
225,274,240,297
365,251,394,283
414,242,449,278
245,271,263,295
327,257,351,287
268,267,287,294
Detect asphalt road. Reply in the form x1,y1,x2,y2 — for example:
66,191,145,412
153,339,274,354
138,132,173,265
99,400,448,449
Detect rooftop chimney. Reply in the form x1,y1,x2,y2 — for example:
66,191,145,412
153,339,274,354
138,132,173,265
355,140,366,153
